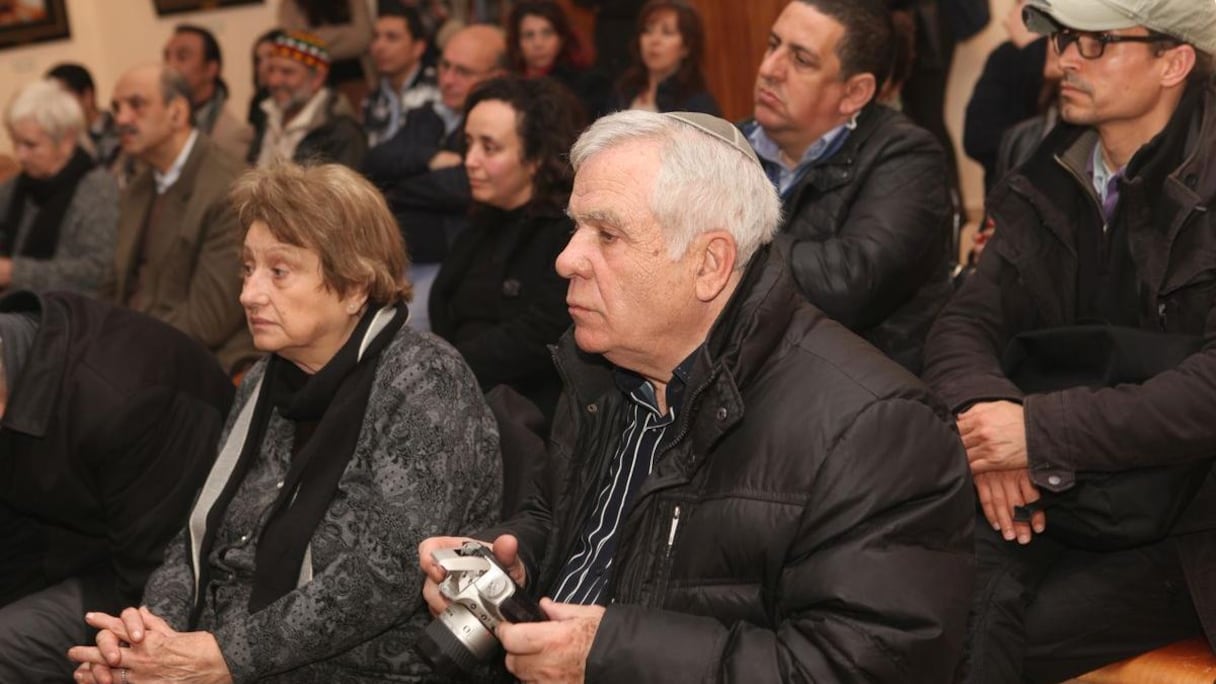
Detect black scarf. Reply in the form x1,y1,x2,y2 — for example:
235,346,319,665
0,147,94,259
188,302,407,626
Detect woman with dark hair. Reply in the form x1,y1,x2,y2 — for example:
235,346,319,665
507,0,607,119
610,0,719,115
430,75,581,423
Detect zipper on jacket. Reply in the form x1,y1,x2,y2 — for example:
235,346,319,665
666,505,681,557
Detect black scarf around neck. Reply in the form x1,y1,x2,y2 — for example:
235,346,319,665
0,147,94,259
188,302,407,626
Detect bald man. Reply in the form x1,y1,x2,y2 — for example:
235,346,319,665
362,24,507,332
108,64,256,373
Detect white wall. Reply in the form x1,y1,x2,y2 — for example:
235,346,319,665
946,0,1017,218
0,0,279,151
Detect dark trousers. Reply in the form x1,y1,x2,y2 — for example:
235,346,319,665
0,577,90,682
964,516,1203,683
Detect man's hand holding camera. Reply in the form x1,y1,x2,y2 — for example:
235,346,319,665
498,598,604,683
418,534,605,683
419,534,528,615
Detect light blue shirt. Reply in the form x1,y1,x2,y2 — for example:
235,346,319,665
745,120,852,197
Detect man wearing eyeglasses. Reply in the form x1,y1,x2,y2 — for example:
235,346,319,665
922,0,1216,681
362,24,507,332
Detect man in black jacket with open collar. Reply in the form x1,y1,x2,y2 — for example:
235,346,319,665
923,0,1216,680
0,291,233,682
420,110,974,682
741,0,955,374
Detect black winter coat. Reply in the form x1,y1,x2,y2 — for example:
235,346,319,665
429,204,571,422
488,246,975,682
0,291,233,613
924,80,1216,640
760,104,954,374
362,104,469,264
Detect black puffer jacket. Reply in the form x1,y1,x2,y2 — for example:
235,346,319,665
490,245,975,682
751,104,954,374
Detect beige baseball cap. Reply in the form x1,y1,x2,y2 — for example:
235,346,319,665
1024,0,1216,55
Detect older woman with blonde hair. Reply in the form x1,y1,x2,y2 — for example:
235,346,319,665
0,79,116,294
69,163,502,683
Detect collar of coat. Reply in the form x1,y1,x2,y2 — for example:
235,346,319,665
553,243,801,446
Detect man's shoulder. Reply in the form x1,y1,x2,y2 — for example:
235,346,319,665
767,307,948,418
853,105,944,157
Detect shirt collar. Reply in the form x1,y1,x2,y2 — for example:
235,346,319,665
1089,141,1123,205
747,120,852,197
433,102,463,137
154,129,199,194
613,345,701,418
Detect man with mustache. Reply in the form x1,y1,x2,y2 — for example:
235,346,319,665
249,31,366,169
108,64,256,374
922,0,1216,680
740,0,955,374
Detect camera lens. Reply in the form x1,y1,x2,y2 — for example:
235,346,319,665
416,604,499,676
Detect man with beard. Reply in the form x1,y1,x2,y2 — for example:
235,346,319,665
107,64,255,374
249,31,366,169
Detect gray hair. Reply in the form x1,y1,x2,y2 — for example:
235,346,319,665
5,79,84,143
570,110,781,269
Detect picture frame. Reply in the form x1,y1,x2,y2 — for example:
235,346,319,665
0,0,70,50
152,0,263,16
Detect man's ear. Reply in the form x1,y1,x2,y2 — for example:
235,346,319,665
693,230,737,302
1159,43,1197,88
839,72,877,118
204,59,220,85
169,97,191,129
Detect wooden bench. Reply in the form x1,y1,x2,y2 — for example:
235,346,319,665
1065,638,1216,684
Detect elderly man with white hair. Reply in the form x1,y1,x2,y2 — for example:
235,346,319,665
0,79,117,295
420,110,975,683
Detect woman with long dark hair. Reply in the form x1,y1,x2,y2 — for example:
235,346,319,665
611,0,719,115
430,75,583,423
507,0,607,119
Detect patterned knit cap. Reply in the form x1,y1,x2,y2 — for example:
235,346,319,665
272,30,331,70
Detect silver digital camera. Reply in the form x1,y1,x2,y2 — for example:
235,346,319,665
416,541,545,675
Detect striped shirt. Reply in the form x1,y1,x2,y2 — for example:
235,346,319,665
550,359,693,605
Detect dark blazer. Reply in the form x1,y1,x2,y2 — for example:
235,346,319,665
0,291,233,612
430,205,571,421
361,104,470,264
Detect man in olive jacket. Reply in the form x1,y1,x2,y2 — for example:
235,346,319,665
923,0,1216,680
741,0,955,374
109,64,256,374
421,111,974,682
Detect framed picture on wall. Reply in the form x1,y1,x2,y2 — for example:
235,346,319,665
0,0,70,50
152,0,263,16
